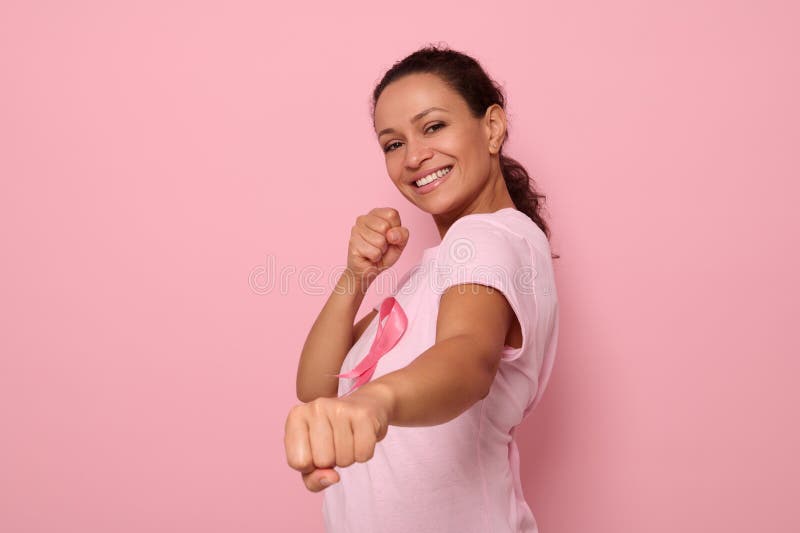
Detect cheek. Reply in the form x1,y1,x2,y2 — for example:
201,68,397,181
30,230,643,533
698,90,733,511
461,149,491,184
385,157,404,184
434,134,462,155
441,129,483,163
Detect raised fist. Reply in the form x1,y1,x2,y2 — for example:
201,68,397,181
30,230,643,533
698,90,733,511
284,389,392,492
346,207,409,284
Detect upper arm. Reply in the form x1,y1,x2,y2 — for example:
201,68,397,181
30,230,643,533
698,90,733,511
436,283,515,377
352,308,378,345
433,216,534,370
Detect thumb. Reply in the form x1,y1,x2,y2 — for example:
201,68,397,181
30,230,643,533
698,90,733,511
387,226,409,249
380,227,409,270
302,467,340,492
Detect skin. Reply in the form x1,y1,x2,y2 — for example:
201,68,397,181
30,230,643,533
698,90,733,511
286,72,523,492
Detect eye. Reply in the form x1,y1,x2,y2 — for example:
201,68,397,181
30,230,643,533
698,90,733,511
425,122,445,133
383,123,446,153
383,141,401,153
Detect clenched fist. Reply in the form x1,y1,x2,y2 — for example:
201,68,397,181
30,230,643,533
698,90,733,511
347,207,409,285
284,386,394,492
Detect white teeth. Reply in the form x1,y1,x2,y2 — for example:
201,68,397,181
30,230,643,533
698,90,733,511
415,166,452,187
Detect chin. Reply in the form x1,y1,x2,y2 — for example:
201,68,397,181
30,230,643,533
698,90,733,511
412,199,456,216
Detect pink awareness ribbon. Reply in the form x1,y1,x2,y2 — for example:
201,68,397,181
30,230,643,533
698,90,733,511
335,296,408,397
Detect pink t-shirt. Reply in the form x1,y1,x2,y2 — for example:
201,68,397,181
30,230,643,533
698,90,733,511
322,207,560,533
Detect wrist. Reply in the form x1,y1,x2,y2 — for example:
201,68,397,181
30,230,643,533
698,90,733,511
351,380,396,426
336,268,373,297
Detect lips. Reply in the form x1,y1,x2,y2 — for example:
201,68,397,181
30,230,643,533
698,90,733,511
410,164,453,186
412,165,453,194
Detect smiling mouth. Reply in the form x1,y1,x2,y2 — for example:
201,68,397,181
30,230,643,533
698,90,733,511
413,165,453,187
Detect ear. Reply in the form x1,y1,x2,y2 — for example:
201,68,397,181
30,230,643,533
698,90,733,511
483,104,507,155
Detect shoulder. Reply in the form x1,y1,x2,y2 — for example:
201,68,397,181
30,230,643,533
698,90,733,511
432,212,538,301
436,211,532,268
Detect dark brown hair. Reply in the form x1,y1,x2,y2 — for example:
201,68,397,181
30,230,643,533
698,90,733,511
371,43,559,260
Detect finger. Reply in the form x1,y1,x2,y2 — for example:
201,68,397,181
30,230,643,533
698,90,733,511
308,407,336,470
351,414,378,463
353,239,383,264
363,213,392,238
381,207,402,228
369,207,401,230
387,226,409,248
381,227,409,269
332,415,355,467
355,225,388,254
302,467,341,493
284,408,314,474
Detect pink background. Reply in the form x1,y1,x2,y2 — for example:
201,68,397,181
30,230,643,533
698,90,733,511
1,1,798,532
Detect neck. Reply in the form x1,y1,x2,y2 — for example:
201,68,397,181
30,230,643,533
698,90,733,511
433,161,515,239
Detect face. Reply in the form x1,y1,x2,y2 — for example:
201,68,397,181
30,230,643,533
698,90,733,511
373,73,504,215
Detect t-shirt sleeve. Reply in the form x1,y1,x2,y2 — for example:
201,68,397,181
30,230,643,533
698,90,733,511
432,217,537,363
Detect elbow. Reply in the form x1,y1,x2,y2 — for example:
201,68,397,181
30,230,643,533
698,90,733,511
296,387,337,403
477,371,495,401
476,352,501,400
296,384,317,403
467,357,497,402
296,380,314,403
443,335,502,402
296,379,307,403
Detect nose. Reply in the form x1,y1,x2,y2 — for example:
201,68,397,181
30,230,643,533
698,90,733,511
403,138,434,169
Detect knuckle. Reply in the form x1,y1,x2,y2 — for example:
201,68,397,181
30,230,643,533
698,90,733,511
309,398,326,414
354,446,374,463
286,454,307,471
353,405,373,420
337,452,355,468
332,401,348,418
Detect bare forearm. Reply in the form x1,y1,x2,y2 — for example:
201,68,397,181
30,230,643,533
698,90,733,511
296,270,371,402
351,335,495,427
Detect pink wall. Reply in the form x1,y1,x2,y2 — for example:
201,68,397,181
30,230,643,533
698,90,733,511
1,1,797,532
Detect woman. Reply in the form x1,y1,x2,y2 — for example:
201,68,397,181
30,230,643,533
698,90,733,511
285,44,560,533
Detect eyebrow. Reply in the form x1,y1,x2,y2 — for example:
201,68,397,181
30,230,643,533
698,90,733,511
377,106,449,138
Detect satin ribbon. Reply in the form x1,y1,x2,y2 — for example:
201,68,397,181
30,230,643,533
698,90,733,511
336,296,408,397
